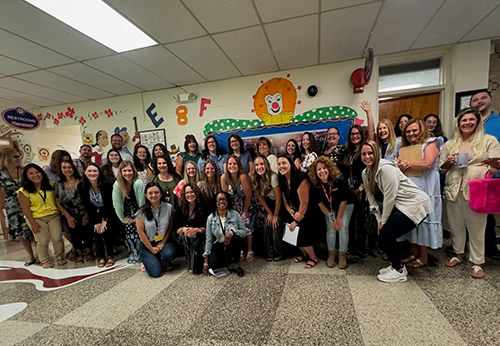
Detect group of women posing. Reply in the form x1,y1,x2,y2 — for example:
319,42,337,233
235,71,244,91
2,103,496,281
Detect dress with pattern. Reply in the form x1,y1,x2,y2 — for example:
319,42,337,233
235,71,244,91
227,180,256,235
124,188,142,263
0,169,31,240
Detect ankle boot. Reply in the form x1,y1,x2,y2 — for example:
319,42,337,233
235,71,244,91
338,252,347,269
327,251,336,268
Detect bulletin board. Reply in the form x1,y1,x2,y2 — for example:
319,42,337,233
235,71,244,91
139,129,166,153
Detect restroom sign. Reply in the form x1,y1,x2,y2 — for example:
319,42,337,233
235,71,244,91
1,107,40,130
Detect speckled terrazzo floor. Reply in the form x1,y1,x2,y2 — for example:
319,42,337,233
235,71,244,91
1,238,500,346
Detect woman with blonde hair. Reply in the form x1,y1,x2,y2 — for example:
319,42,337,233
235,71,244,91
361,141,432,282
397,118,443,268
377,118,401,159
112,161,145,264
440,107,500,278
310,156,352,269
173,161,200,198
0,146,37,265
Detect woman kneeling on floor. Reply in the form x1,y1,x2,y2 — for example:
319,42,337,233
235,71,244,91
203,191,247,277
361,141,432,283
135,183,176,278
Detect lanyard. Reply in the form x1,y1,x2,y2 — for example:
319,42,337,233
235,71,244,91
152,204,161,235
321,183,333,210
218,214,226,235
37,190,47,203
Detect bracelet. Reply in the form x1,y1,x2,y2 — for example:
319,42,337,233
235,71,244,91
203,263,209,267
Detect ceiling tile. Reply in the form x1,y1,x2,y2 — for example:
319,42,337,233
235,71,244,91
0,78,87,103
167,36,241,81
0,55,38,75
85,55,174,91
0,29,74,68
412,0,500,49
213,26,278,75
321,2,381,64
265,15,319,69
106,0,205,44
123,46,206,86
254,0,319,22
322,0,378,11
369,0,445,55
0,0,113,60
0,87,61,107
0,98,39,110
183,0,260,33
15,71,115,100
49,63,142,95
462,4,500,41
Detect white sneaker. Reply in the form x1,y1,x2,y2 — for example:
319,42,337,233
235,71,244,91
377,267,407,283
379,265,408,275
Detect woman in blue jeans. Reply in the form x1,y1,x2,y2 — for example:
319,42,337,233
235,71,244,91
310,156,353,269
135,183,176,278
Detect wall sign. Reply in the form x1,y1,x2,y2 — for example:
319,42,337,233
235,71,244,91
1,107,40,131
139,129,166,153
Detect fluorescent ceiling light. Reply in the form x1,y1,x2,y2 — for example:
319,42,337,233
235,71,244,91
24,0,157,52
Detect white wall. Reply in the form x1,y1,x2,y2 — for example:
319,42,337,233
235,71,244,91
1,40,491,158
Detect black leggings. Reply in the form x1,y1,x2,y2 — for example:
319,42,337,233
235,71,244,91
63,214,93,251
379,208,417,270
208,236,243,270
90,214,116,260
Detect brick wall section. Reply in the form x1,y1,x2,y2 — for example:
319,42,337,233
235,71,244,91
489,39,500,112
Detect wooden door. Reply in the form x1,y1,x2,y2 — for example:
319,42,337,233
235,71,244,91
379,92,440,125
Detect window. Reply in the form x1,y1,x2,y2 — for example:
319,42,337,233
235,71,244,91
379,59,441,92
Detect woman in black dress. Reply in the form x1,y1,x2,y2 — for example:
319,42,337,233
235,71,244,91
277,155,320,268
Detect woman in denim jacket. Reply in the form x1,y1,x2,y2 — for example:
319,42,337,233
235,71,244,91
203,191,247,277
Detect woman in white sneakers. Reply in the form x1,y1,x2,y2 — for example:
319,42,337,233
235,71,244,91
361,141,432,283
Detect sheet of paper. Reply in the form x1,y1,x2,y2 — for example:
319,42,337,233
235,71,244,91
399,144,422,177
283,223,299,246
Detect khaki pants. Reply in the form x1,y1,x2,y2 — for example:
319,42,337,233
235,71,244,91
445,195,486,264
27,214,64,264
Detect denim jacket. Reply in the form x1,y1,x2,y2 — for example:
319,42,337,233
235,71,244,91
203,209,247,258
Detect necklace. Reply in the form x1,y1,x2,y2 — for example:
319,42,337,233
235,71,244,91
5,167,21,187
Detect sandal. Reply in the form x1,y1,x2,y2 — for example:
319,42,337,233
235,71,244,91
246,251,254,262
445,256,463,268
24,258,37,266
76,256,84,264
98,259,106,268
273,257,282,261
58,259,68,266
266,258,273,262
304,258,318,269
42,262,53,269
84,249,95,262
105,257,115,267
294,256,307,263
401,255,416,264
471,265,485,278
407,258,427,268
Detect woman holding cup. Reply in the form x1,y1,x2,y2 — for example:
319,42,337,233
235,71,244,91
440,107,500,278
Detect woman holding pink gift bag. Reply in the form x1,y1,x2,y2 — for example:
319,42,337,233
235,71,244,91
439,107,500,278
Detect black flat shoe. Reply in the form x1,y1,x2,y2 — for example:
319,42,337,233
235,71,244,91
236,266,244,277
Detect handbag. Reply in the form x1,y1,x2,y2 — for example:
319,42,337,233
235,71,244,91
469,171,500,213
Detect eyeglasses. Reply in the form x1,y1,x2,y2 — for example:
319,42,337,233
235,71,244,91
217,198,227,203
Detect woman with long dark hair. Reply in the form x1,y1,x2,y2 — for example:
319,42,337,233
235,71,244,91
101,149,123,184
136,183,176,277
252,154,284,261
203,191,247,277
197,135,224,175
394,114,413,138
286,139,302,170
342,125,377,258
112,161,145,264
174,184,209,274
18,164,65,268
78,163,116,267
278,154,320,268
44,149,71,183
299,132,318,173
148,155,181,210
221,155,256,261
54,160,94,264
361,141,432,283
133,145,152,186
